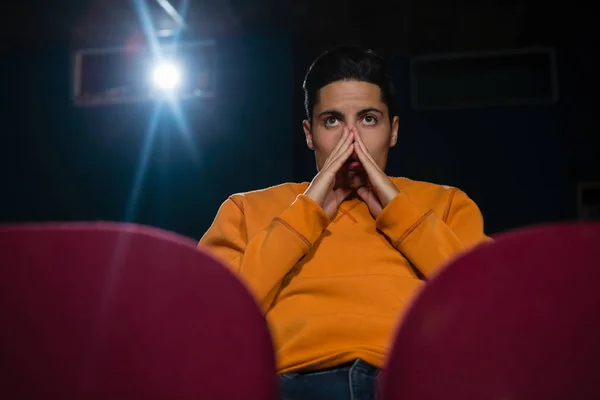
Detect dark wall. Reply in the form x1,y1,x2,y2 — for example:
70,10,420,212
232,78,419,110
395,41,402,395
559,48,600,182
1,36,598,239
0,34,294,240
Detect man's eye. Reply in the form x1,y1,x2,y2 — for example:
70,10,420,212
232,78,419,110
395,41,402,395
324,117,339,127
363,115,377,125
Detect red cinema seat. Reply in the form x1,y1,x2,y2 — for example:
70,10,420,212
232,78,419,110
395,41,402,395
0,222,278,399
379,222,600,400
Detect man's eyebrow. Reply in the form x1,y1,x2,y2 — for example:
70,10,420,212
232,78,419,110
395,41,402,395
316,108,384,119
317,109,343,119
357,107,384,116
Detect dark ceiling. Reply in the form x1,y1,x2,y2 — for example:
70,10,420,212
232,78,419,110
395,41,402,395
0,0,597,53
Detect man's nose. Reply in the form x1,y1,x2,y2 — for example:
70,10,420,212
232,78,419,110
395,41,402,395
346,124,361,136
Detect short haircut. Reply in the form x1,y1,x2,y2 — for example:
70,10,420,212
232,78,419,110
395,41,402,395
303,45,396,123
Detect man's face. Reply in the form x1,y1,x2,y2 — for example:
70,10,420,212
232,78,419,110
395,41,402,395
303,80,399,190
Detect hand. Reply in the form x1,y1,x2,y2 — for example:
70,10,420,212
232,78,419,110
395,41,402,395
351,128,400,218
304,128,354,219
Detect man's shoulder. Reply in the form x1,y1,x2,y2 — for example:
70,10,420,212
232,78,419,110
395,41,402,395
229,182,309,208
389,176,462,205
390,176,457,192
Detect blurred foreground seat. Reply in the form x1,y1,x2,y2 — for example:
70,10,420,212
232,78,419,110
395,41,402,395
380,222,600,400
0,222,278,399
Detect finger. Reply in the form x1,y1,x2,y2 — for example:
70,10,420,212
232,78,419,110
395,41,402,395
353,141,390,200
329,127,350,158
353,140,379,176
355,143,391,194
322,127,352,169
352,128,378,167
325,143,355,174
323,137,353,172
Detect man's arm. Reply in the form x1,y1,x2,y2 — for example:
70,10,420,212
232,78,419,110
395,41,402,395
375,188,489,278
199,194,329,312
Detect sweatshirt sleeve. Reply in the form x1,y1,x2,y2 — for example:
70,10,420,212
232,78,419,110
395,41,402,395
199,194,330,312
375,188,490,278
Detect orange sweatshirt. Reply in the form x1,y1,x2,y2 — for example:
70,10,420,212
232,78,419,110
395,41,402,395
199,177,488,374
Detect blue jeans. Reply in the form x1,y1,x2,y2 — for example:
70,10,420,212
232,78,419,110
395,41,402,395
280,359,379,400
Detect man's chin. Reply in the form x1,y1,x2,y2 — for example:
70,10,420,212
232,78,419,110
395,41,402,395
336,170,368,191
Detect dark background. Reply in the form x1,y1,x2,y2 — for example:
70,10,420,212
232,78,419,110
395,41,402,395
1,0,598,239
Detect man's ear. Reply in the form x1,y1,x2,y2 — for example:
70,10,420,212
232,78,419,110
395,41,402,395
389,116,399,147
303,119,315,150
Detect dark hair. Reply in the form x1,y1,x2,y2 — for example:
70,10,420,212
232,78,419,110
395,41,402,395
303,45,396,123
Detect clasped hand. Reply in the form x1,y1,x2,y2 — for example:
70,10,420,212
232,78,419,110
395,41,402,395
304,127,399,219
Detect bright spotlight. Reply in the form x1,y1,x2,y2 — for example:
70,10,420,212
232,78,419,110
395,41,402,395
152,62,181,90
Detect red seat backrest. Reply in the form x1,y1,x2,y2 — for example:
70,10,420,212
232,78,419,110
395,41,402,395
379,222,600,400
0,222,278,399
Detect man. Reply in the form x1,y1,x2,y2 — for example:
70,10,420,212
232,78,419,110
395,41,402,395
199,45,488,400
